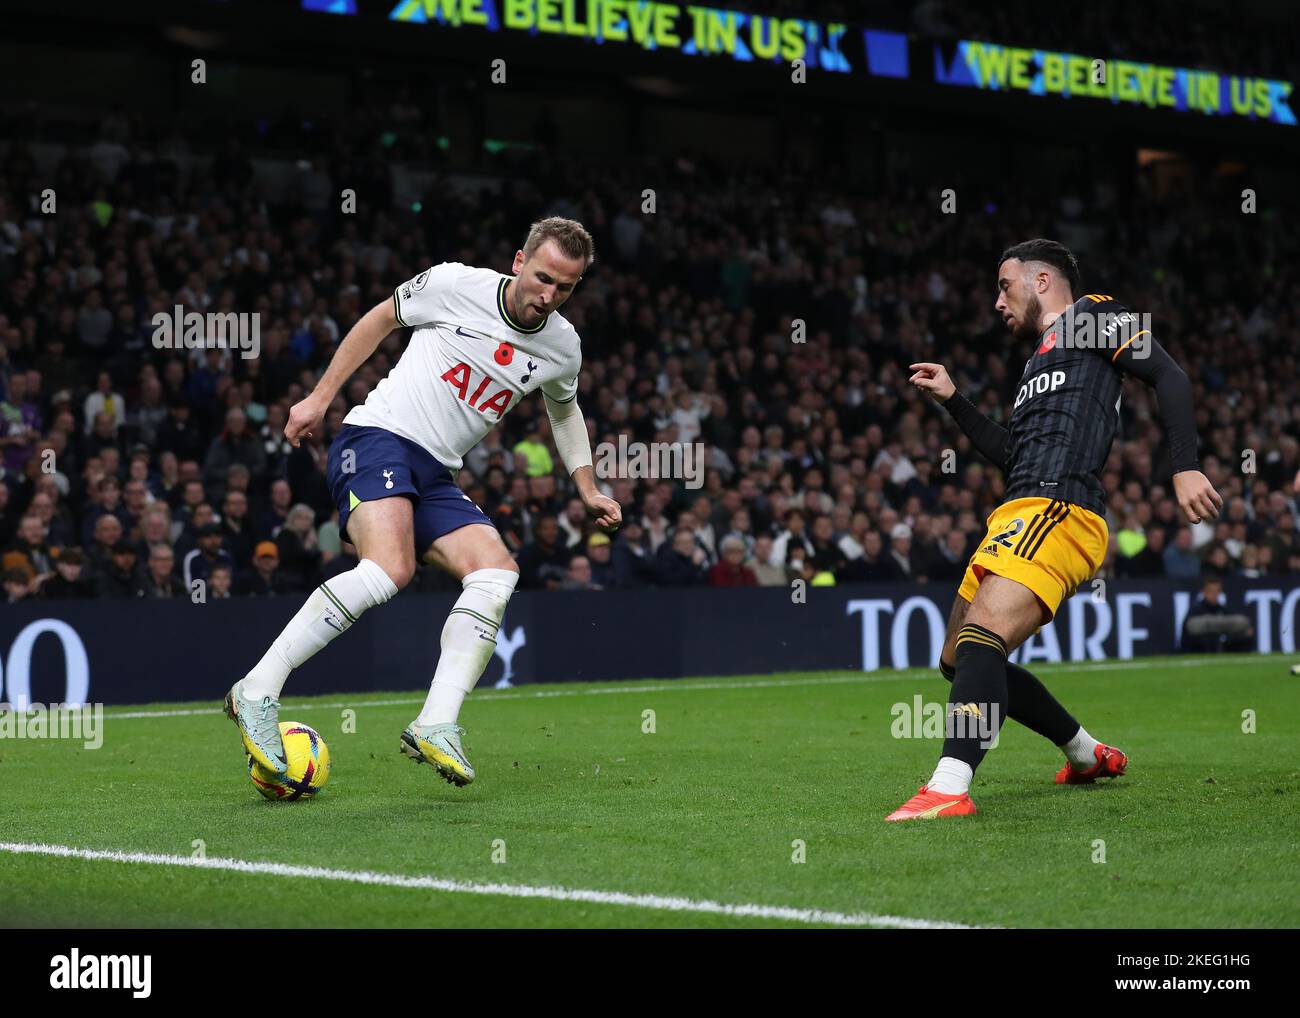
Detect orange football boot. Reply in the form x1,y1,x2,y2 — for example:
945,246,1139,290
885,785,978,821
1055,743,1128,784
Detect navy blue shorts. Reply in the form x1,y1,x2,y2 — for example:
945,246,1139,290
326,424,494,554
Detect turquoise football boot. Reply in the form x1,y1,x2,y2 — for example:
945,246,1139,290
400,722,475,786
224,682,288,775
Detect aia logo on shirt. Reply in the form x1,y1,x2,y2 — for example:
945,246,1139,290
1037,331,1057,355
442,363,513,417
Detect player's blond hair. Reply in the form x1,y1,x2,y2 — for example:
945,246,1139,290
523,216,595,271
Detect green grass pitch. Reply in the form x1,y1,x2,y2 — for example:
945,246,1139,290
1,653,1297,928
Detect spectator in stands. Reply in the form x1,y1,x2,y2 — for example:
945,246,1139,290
586,533,618,587
4,567,30,603
1118,527,1168,578
82,370,124,435
157,397,202,462
749,534,787,587
182,523,233,589
5,512,54,582
258,478,293,539
77,289,113,352
275,503,321,591
517,514,570,590
611,520,652,587
241,540,290,596
130,375,168,448
135,543,185,598
640,493,670,553
929,529,970,582
1181,575,1254,653
1,371,40,474
655,527,708,586
40,547,94,599
690,495,718,561
771,510,814,568
203,407,265,493
85,513,123,575
561,555,599,591
28,489,73,548
132,504,172,556
208,562,234,599
513,423,553,478
809,514,847,576
888,523,917,580
710,535,757,587
97,540,138,598
672,511,714,567
0,483,16,547
221,463,254,516
1203,544,1233,576
260,402,293,476
122,477,150,535
839,529,904,583
556,497,588,550
219,488,255,567
80,476,127,545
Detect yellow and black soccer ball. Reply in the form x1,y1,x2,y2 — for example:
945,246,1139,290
248,722,331,800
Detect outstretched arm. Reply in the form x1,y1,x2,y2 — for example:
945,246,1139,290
545,393,622,533
1113,336,1221,524
909,362,1010,469
285,298,398,447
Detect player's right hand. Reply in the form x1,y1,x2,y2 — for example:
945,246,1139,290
285,396,326,448
1173,469,1223,525
908,362,956,404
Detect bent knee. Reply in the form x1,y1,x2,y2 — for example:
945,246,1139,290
374,555,416,591
470,555,519,578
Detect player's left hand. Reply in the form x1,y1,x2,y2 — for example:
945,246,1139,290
584,493,622,534
1173,469,1223,525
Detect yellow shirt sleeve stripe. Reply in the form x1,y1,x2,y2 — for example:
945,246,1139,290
1111,329,1150,363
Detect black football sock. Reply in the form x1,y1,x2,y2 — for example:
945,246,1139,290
941,656,1079,747
941,624,1010,770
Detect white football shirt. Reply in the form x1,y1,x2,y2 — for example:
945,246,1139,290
344,262,581,469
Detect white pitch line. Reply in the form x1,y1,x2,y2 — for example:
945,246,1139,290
0,841,982,930
100,654,1275,721
103,674,895,719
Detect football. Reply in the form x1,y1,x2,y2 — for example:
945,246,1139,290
247,723,331,801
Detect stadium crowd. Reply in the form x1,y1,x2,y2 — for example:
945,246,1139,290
1,101,1298,602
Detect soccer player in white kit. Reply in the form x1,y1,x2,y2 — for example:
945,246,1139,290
225,218,621,787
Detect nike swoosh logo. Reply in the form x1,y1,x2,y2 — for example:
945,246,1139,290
455,326,487,340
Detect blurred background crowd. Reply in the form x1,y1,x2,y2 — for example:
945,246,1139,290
1,0,1298,602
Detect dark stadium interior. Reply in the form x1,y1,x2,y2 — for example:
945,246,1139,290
4,0,1300,950
1,0,1298,605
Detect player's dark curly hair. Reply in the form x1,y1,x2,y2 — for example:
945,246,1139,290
998,239,1080,296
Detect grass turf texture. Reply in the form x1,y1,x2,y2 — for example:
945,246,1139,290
0,653,1297,929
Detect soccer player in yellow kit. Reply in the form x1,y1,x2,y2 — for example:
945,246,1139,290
887,239,1221,820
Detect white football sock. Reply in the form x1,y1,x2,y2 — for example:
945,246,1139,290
1062,726,1101,769
242,559,399,701
926,756,973,796
417,568,518,726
